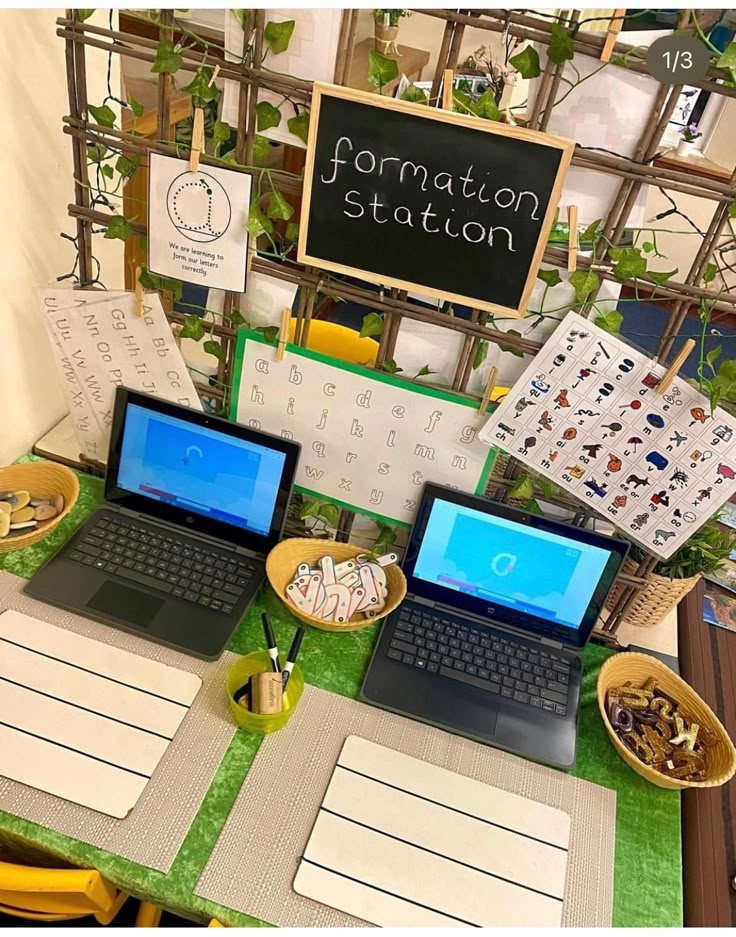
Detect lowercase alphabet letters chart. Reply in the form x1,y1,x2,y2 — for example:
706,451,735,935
479,311,736,560
234,331,496,525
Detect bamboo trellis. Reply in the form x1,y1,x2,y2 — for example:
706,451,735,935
59,8,736,641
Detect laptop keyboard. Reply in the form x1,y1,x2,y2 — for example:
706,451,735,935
387,604,572,717
68,512,257,614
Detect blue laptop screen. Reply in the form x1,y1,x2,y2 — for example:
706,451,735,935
117,403,286,537
412,498,611,630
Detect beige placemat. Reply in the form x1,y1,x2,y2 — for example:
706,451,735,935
195,684,617,927
0,571,237,873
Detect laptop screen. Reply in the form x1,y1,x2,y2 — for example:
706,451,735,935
413,499,611,631
117,402,287,537
404,485,628,648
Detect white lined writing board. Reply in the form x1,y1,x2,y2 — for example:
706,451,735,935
0,610,201,818
232,330,497,525
479,311,736,559
293,736,570,927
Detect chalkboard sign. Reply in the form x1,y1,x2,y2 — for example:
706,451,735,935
298,83,575,318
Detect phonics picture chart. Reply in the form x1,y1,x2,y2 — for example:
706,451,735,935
42,289,201,463
479,312,736,560
233,330,496,525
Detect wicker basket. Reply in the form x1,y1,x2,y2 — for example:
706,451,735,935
0,462,79,553
266,537,407,632
604,557,700,629
597,652,736,789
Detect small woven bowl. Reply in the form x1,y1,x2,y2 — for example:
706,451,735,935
266,537,407,632
597,651,736,789
0,462,79,554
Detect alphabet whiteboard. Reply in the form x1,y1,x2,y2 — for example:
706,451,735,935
479,311,736,560
232,331,496,525
298,83,574,318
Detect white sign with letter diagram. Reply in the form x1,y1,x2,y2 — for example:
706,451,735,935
233,331,496,525
479,312,736,560
148,153,251,293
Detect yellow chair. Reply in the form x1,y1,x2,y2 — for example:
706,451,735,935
0,858,161,925
287,318,378,366
287,318,510,403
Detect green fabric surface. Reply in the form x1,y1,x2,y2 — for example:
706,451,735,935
0,457,682,927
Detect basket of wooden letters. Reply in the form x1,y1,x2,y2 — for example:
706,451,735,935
266,538,406,632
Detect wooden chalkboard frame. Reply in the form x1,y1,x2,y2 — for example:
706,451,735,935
298,82,575,319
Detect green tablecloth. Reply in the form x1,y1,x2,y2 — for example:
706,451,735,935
0,456,682,926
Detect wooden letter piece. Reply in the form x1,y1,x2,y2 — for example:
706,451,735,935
334,558,358,578
321,582,351,623
670,713,699,751
348,586,367,618
286,573,325,615
319,555,337,586
357,564,381,610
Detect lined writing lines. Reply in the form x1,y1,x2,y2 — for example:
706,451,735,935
294,736,570,927
0,610,200,818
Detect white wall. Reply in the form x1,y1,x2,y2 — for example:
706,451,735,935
642,107,736,292
0,9,123,465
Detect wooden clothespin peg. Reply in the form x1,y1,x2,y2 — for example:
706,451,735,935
246,239,256,277
567,205,578,272
276,306,290,361
442,68,454,111
656,339,695,396
479,366,498,413
134,265,144,318
189,65,219,173
189,107,205,172
171,322,183,348
600,9,625,63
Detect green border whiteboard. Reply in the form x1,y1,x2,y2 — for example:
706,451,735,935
231,329,497,527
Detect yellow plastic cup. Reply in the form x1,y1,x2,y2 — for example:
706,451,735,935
226,650,304,733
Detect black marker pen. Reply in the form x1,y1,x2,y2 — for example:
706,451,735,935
262,612,280,672
282,627,305,692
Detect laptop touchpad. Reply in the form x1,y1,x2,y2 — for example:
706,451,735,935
88,581,164,627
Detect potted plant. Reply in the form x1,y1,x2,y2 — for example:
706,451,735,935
677,123,702,157
605,515,736,628
373,9,412,55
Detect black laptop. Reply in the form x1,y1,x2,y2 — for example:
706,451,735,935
361,483,628,768
25,388,300,659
